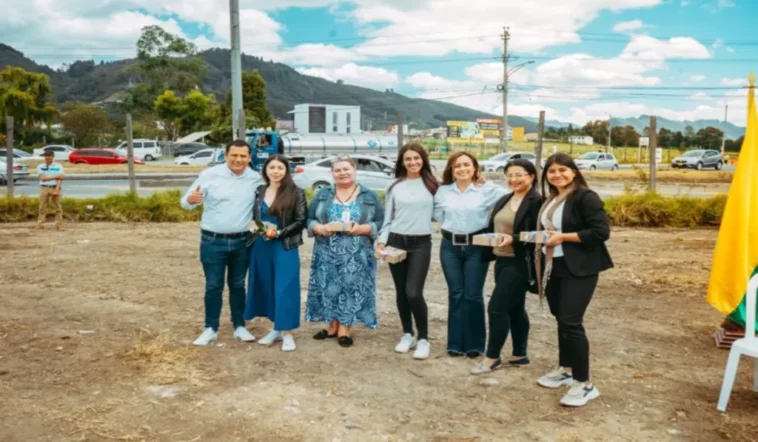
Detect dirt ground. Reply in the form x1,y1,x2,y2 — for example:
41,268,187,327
1,223,756,442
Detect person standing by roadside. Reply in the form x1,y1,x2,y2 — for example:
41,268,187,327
181,139,262,346
36,150,65,231
434,152,510,358
376,143,438,360
471,159,542,375
306,156,384,348
535,153,613,407
246,155,307,352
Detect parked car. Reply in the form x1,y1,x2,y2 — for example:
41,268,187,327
68,148,145,165
293,154,396,191
174,148,222,165
114,139,161,161
574,152,619,171
172,142,209,157
479,152,539,172
33,145,75,161
0,148,33,160
671,149,723,170
0,160,30,184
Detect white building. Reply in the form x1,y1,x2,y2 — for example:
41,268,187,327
289,104,361,135
569,135,594,145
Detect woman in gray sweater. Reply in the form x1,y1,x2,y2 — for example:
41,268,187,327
376,143,439,360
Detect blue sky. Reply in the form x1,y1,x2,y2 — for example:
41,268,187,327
1,0,755,126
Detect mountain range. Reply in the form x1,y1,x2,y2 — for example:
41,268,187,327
0,43,745,138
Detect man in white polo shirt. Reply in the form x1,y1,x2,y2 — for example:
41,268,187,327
36,150,65,231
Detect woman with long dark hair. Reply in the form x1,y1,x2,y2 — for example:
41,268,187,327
471,159,543,374
434,151,510,358
376,143,439,360
245,154,307,352
535,153,613,407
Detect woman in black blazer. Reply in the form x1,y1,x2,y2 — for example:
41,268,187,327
471,159,543,375
535,153,613,408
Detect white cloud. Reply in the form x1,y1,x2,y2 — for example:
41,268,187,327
613,20,644,33
712,38,724,49
296,63,399,88
689,92,711,101
278,44,361,66
721,77,747,86
405,72,478,90
680,0,691,5
690,75,706,82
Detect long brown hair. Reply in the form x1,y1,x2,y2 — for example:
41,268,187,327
541,153,589,197
442,151,480,185
262,155,299,215
388,143,438,196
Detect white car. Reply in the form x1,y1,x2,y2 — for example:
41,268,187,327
33,145,75,161
293,154,396,192
174,148,222,166
0,160,30,185
114,139,162,161
480,152,538,172
574,152,619,171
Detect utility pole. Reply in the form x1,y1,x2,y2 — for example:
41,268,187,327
237,108,246,141
5,116,14,198
607,115,612,153
397,112,404,149
229,0,243,140
126,114,136,195
720,103,728,155
535,111,545,181
649,116,657,192
501,27,510,153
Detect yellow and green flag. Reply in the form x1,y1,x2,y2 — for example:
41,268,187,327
707,73,758,332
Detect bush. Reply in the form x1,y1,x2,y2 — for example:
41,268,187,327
1,189,725,228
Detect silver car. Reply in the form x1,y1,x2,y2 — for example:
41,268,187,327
293,154,396,192
671,149,723,170
0,160,30,185
480,152,538,172
574,152,619,171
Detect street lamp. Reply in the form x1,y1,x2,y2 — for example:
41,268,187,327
499,60,534,152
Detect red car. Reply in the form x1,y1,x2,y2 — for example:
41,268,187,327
68,148,145,165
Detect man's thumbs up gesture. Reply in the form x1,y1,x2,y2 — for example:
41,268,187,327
188,185,204,205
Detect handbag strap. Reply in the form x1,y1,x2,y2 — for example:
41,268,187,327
534,189,573,305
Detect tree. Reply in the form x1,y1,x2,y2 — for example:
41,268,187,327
725,135,745,152
658,127,674,147
180,90,219,134
154,90,184,140
222,70,275,129
0,66,58,143
683,125,696,146
124,25,205,113
582,120,609,146
59,102,112,146
695,126,724,149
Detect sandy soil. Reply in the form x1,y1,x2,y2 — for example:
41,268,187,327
0,223,756,442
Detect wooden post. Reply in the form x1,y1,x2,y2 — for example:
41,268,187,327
237,108,246,141
535,111,545,181
649,116,657,192
397,112,404,149
5,116,14,198
125,114,136,195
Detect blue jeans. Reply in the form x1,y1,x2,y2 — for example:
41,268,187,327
440,238,490,355
200,234,250,330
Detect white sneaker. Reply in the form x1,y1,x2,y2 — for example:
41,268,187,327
413,339,430,360
560,381,600,407
258,330,282,346
193,328,218,346
395,333,417,353
537,367,574,389
281,334,296,352
233,326,256,342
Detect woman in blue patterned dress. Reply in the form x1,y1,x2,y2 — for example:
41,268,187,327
305,156,385,347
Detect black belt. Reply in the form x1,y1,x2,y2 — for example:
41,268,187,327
441,228,487,245
41,184,57,188
201,229,250,239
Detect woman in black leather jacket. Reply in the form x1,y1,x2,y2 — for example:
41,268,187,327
244,154,307,352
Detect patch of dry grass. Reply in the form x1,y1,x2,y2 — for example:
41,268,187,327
118,330,208,385
585,169,732,184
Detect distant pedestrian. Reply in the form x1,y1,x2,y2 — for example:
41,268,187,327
35,150,64,231
181,139,262,346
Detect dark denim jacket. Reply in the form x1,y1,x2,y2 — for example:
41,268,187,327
306,184,384,241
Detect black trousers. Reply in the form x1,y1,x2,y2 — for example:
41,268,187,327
486,257,530,360
387,233,431,340
545,257,598,383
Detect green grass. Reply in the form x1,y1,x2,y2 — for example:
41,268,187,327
1,189,727,228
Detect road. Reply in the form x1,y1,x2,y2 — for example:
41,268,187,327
7,178,727,200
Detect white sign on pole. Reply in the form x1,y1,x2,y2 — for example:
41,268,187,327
639,136,650,147
655,147,663,163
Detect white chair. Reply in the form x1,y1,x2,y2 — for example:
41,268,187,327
717,273,758,412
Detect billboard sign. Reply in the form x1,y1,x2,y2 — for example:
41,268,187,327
446,121,480,138
476,118,502,137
